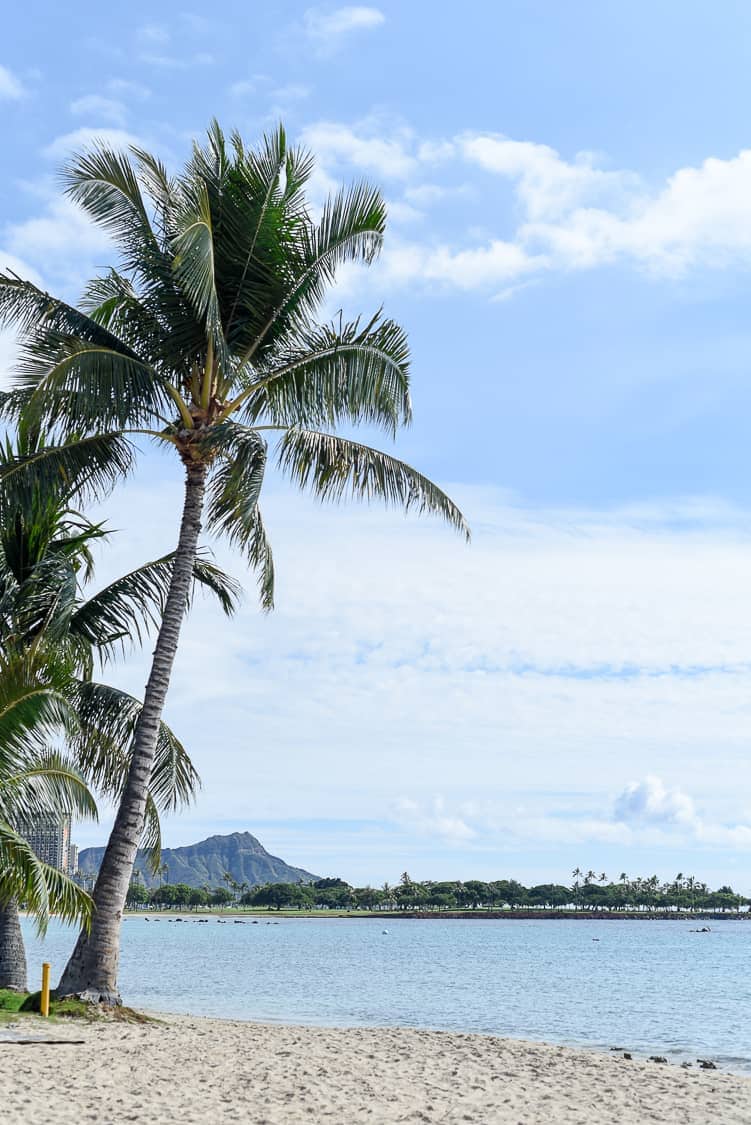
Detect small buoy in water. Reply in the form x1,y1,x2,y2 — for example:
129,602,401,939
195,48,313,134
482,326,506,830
382,929,389,935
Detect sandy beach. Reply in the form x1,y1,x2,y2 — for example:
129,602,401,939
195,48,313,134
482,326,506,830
1,1014,750,1124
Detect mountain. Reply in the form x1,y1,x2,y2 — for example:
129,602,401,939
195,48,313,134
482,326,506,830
77,831,319,890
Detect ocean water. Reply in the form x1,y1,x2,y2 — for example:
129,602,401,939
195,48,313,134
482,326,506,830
19,916,751,1071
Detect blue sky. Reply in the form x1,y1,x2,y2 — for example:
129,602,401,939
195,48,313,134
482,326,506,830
3,2,751,889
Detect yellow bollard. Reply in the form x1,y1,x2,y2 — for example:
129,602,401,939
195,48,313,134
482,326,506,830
40,962,50,1018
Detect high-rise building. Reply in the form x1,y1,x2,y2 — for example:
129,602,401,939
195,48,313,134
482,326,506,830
16,815,72,872
68,843,79,876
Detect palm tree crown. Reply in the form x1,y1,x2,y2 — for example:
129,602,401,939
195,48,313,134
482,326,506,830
1,122,467,593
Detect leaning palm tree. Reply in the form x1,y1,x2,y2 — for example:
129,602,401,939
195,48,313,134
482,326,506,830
0,428,233,992
0,121,468,1002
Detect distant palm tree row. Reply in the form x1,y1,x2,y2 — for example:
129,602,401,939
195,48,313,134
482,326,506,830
177,872,743,914
123,872,747,914
0,122,466,1001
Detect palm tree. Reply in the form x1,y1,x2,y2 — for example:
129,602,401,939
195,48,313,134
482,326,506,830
0,641,97,989
0,123,467,1002
0,430,225,991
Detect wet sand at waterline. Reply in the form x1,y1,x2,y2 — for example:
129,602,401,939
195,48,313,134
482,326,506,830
2,1014,751,1124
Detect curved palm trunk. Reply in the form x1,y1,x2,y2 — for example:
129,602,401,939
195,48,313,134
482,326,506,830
57,463,207,1004
0,900,28,992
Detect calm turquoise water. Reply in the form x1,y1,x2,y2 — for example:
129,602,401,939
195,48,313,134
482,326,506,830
20,916,751,1071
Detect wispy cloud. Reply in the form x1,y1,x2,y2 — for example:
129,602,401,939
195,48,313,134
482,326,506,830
140,51,214,70
70,94,127,126
107,79,151,101
304,6,385,52
229,78,258,98
137,23,170,45
42,127,143,160
0,63,25,100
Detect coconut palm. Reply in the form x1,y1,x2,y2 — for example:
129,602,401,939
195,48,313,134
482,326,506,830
0,639,98,989
0,122,468,1002
0,429,235,991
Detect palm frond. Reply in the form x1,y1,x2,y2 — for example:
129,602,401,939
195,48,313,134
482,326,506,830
0,274,133,369
6,754,99,823
241,180,386,361
203,424,274,609
0,433,134,505
140,792,163,872
241,312,412,434
21,338,172,432
61,144,159,259
191,554,242,616
71,549,240,661
73,681,199,812
172,179,225,361
0,821,92,933
0,670,75,765
277,428,470,539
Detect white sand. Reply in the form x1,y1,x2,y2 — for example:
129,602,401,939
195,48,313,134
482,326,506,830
2,1013,751,1124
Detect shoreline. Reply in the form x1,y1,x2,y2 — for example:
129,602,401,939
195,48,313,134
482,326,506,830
123,908,749,921
2,1011,750,1123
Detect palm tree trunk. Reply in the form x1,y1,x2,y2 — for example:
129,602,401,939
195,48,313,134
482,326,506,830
0,900,28,992
57,463,207,1003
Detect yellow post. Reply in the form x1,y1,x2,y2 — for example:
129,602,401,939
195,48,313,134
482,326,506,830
40,962,50,1018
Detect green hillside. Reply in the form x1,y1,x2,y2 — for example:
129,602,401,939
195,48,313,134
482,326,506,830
78,831,318,889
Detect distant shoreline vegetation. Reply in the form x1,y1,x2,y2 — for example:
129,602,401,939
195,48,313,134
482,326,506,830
125,871,748,914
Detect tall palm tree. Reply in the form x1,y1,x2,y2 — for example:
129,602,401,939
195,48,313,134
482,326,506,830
0,122,468,1002
0,429,232,992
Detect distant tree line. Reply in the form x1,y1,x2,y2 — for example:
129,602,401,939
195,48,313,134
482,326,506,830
125,869,748,913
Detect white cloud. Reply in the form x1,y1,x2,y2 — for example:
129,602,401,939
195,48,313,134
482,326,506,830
2,196,111,296
43,127,143,160
389,238,545,289
463,136,751,280
0,64,25,100
0,329,19,386
5,197,109,261
417,140,455,164
229,79,257,98
70,94,127,126
304,6,385,51
525,149,751,276
0,251,43,288
303,118,751,293
385,199,424,225
302,121,417,179
460,134,634,221
404,183,462,206
271,83,310,102
107,79,151,101
139,51,214,69
613,776,697,827
395,797,476,843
